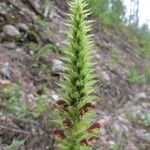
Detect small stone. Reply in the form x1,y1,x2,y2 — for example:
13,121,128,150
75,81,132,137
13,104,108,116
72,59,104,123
0,10,7,17
31,127,36,134
102,71,110,81
136,129,150,142
4,42,16,48
27,94,36,103
52,94,58,100
135,92,147,99
1,116,6,121
33,0,41,10
108,140,115,146
52,59,64,74
126,142,138,150
12,106,21,114
0,62,12,80
2,24,21,38
16,48,24,53
96,54,101,59
0,16,4,22
0,112,3,116
17,23,29,32
51,90,59,101
141,132,150,142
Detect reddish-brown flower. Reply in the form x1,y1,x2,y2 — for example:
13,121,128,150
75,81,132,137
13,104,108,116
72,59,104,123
80,137,99,146
63,118,72,128
52,103,59,109
80,102,96,116
87,121,102,133
57,100,68,107
52,103,65,113
88,137,99,143
83,102,96,110
80,139,89,145
52,129,66,139
80,109,85,116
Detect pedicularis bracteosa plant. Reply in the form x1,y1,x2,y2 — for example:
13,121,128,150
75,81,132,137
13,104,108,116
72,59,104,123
52,0,101,149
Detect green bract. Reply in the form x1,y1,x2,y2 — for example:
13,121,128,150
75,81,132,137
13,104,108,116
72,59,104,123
52,1,100,150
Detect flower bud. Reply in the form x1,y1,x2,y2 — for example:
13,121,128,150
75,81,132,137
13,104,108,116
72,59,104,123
79,109,85,116
57,100,68,107
63,118,72,128
88,137,99,143
52,103,59,109
83,102,96,110
80,102,96,117
87,121,102,133
52,129,66,139
80,139,89,145
52,103,65,113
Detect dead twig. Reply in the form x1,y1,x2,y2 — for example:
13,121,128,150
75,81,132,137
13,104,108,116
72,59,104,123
0,123,35,135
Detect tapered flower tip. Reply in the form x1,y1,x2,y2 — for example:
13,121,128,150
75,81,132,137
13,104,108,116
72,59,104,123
80,139,89,145
57,100,68,107
83,102,96,110
80,102,96,116
52,103,59,109
87,121,102,133
80,109,85,116
63,118,72,128
52,103,65,113
52,129,66,139
57,100,66,104
88,137,99,143
80,137,99,146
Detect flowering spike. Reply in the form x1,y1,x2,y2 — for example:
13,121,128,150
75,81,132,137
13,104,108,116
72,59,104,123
53,0,100,149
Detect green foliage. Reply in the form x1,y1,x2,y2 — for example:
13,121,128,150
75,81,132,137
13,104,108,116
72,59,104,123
5,139,24,150
137,111,150,127
1,83,21,114
27,30,41,43
87,0,110,24
26,41,62,87
35,16,50,28
26,42,60,59
144,62,150,83
127,68,145,83
27,42,50,57
111,0,125,23
34,97,48,117
41,0,51,18
139,39,150,83
87,0,125,25
110,48,121,69
139,23,150,40
26,42,61,86
139,39,150,59
52,0,100,150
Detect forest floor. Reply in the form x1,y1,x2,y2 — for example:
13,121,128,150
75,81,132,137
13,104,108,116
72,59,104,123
0,0,150,150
